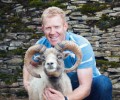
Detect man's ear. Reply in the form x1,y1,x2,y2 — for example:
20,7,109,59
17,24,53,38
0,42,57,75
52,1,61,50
41,25,44,31
64,22,68,31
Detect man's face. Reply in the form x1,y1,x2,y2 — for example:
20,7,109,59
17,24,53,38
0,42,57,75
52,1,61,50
42,15,68,46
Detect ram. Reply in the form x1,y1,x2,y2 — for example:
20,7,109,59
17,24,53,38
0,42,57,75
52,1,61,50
24,40,82,100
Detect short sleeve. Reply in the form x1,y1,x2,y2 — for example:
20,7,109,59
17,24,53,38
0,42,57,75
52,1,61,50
78,43,95,69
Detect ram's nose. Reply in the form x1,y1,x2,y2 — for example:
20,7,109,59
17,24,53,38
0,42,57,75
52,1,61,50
47,62,53,66
46,62,54,69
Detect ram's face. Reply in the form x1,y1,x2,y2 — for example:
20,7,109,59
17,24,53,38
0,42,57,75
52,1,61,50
42,48,64,77
24,41,82,78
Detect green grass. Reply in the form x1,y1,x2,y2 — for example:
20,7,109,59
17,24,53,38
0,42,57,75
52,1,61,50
0,67,22,85
79,2,108,16
96,60,120,71
28,0,68,9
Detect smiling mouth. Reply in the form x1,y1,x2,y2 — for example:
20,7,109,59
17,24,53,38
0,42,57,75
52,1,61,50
50,36,58,41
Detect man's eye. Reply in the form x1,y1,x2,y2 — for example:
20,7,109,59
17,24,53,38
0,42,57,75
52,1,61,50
46,27,50,30
45,27,50,32
55,26,59,29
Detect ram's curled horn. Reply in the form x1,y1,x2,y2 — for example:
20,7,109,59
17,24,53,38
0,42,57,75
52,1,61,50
24,44,46,78
55,40,82,73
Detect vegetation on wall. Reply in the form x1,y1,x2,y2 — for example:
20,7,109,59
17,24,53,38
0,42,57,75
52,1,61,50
9,47,25,55
28,0,69,8
0,50,7,57
0,67,22,85
96,59,120,71
97,15,120,31
78,1,120,31
0,15,34,33
86,15,120,31
0,0,69,34
80,2,108,16
12,0,69,9
0,47,25,58
1,0,120,33
0,2,13,16
15,89,28,97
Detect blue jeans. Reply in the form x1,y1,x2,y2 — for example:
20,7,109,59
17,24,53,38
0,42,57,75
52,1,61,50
84,75,112,100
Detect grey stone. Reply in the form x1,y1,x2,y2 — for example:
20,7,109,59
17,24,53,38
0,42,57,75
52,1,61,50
10,41,23,47
70,12,82,16
113,83,120,89
105,57,120,62
5,56,23,65
108,68,120,73
113,7,120,11
67,6,77,10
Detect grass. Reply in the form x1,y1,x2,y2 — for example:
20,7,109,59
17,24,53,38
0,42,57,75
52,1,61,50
96,59,120,71
0,67,22,85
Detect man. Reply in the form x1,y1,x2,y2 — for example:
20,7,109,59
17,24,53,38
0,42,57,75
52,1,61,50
23,7,112,100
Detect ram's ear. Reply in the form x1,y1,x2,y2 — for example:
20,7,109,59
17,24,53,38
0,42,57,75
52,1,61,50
63,51,70,59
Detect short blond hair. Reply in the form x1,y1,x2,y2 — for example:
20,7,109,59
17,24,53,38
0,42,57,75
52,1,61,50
41,6,66,24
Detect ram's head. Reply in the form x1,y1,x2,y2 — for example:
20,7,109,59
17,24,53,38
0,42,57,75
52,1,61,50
24,41,82,78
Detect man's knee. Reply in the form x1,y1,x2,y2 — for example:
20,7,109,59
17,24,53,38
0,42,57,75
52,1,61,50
102,75,112,92
93,75,112,94
84,75,112,100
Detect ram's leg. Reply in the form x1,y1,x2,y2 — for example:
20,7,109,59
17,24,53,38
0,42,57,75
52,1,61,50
62,74,73,95
28,87,39,100
38,94,45,100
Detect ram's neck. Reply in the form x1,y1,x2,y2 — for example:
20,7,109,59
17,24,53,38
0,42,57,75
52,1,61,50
47,75,64,93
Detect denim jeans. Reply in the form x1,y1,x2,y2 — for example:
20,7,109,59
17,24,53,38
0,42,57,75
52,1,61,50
84,75,112,100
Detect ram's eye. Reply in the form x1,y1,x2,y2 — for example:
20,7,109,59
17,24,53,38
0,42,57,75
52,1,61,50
41,55,45,61
57,54,63,59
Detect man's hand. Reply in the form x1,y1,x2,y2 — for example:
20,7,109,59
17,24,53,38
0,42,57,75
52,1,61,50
43,88,65,100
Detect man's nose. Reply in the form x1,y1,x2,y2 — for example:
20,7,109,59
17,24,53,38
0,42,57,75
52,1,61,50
50,27,56,34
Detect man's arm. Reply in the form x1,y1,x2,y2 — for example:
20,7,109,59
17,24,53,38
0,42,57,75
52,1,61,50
67,67,92,100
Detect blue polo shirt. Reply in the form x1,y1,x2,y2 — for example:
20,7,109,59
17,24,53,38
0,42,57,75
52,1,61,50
33,32,101,89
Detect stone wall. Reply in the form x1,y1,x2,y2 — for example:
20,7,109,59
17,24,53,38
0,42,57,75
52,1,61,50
0,0,120,99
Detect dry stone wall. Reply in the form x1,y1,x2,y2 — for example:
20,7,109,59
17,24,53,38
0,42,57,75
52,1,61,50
0,0,120,100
